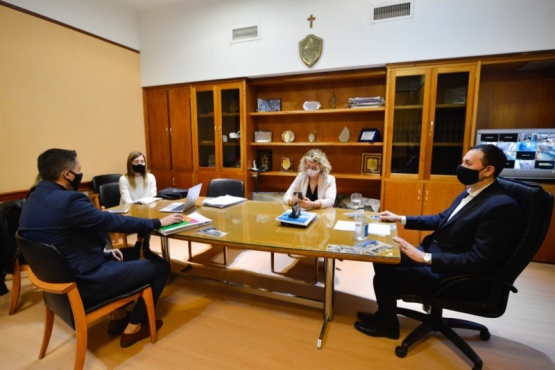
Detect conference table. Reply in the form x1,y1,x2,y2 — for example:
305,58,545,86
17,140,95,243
117,199,400,348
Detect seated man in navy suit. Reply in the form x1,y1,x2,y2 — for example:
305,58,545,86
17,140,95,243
355,144,522,339
19,148,183,348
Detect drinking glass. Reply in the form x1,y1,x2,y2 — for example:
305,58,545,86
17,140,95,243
351,193,363,209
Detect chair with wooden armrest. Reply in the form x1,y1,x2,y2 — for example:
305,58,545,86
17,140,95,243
15,232,157,370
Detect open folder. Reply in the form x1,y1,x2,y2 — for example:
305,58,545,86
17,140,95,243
158,212,212,236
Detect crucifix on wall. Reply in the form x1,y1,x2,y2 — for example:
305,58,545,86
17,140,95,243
307,14,316,28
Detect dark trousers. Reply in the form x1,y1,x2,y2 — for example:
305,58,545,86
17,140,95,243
77,254,170,325
372,247,441,327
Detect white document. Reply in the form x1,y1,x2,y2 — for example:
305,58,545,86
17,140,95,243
334,220,391,236
134,196,161,205
202,195,246,208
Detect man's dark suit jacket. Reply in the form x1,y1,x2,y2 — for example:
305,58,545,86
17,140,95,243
405,180,521,275
19,180,160,277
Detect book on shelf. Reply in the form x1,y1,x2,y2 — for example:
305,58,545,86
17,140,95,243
158,212,212,236
202,195,247,208
276,209,318,227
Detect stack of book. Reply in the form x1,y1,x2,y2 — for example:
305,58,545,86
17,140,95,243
348,96,385,108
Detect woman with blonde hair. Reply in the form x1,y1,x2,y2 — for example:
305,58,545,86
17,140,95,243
119,151,157,204
119,151,157,257
283,149,337,210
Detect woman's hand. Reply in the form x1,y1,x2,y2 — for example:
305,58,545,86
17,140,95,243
298,197,320,210
160,213,184,226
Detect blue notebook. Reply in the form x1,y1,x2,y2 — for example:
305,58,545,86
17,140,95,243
276,210,317,227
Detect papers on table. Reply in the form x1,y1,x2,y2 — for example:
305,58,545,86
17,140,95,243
158,212,212,236
333,220,391,236
134,196,162,205
327,239,394,255
202,195,247,208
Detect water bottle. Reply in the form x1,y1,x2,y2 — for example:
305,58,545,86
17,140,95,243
354,210,367,241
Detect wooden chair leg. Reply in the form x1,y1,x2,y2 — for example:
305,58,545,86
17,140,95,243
8,261,21,315
143,287,157,343
39,307,55,359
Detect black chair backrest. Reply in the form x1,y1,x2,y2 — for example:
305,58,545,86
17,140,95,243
437,178,553,317
92,174,121,194
0,199,25,274
98,182,121,208
15,232,77,327
207,179,244,198
15,232,75,283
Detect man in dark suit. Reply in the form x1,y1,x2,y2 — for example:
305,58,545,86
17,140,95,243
19,148,183,347
355,144,522,339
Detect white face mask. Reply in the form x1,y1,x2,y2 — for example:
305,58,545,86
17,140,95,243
307,169,320,178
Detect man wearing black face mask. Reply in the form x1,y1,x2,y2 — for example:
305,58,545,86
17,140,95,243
19,148,184,347
354,144,521,340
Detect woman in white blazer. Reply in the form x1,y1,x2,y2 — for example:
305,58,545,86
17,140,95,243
283,149,337,209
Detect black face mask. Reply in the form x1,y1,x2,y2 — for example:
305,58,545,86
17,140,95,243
456,165,485,185
132,164,146,174
67,170,83,191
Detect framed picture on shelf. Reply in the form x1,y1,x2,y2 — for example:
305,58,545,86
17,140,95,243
357,128,381,143
268,98,281,112
257,98,281,112
254,130,272,142
361,153,382,175
257,150,272,172
280,157,293,172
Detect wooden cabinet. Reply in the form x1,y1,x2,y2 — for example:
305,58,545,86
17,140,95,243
144,87,194,189
245,68,387,199
191,80,247,194
382,179,464,245
381,63,477,244
475,52,555,262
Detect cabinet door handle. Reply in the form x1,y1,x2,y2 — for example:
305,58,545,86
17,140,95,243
165,128,169,135
429,121,434,137
417,189,421,201
169,127,173,136
425,190,429,202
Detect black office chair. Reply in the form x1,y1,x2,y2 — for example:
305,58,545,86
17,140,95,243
98,183,128,247
15,232,157,370
188,179,245,265
92,174,121,194
393,178,553,370
0,199,30,315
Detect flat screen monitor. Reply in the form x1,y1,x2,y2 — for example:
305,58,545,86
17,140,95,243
475,128,555,181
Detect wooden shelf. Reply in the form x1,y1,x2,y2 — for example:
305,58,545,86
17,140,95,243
250,142,383,147
258,171,382,181
249,106,385,116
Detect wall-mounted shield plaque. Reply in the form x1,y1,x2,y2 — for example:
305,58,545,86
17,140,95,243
299,34,323,68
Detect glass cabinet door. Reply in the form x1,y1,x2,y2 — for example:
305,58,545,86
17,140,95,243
390,72,428,175
195,90,215,168
429,71,471,176
219,87,242,169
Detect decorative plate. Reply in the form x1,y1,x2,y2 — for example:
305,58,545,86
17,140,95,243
303,101,321,111
282,130,295,143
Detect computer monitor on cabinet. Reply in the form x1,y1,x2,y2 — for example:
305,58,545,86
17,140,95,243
475,128,555,181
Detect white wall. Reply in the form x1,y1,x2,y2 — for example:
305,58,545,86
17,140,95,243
137,0,555,86
4,0,555,86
